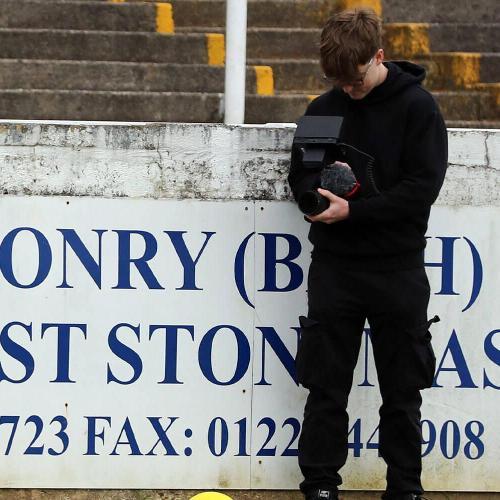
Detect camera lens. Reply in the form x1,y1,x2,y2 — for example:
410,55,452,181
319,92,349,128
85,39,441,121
298,191,329,216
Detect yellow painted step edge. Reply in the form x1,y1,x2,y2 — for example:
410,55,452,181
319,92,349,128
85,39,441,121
254,66,274,96
340,0,382,16
449,53,481,88
385,23,430,58
206,33,225,66
156,2,174,34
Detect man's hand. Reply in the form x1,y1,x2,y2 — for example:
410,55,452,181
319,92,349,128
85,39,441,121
307,188,350,224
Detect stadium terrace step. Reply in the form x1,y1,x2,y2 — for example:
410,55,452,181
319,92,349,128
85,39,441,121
247,59,326,94
245,24,500,61
34,0,356,29
246,28,319,59
418,53,500,89
249,53,500,93
384,23,500,59
265,90,491,124
0,29,217,64
245,94,311,124
0,90,307,123
0,1,162,32
382,0,499,23
0,60,271,94
170,0,338,29
432,90,499,121
45,0,499,30
0,89,495,126
0,90,225,122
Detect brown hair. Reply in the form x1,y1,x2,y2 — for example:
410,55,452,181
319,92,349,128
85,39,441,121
320,8,382,81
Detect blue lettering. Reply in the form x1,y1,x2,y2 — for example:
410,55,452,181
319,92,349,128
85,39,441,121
358,328,376,387
255,326,299,386
165,231,215,290
149,325,195,384
110,417,143,456
41,323,87,383
84,416,111,455
107,324,142,385
57,229,106,289
259,233,303,292
0,228,52,288
433,330,478,388
483,329,500,390
113,230,164,290
198,325,250,385
0,322,34,383
425,237,460,296
146,417,179,456
462,237,483,312
234,232,254,308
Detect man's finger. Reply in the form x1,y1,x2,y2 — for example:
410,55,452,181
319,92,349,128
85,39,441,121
317,187,337,201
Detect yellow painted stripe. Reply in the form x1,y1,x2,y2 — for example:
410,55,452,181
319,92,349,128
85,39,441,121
450,53,480,88
385,23,430,58
340,0,382,16
308,94,319,102
108,0,125,3
254,66,274,96
206,33,225,66
156,2,174,34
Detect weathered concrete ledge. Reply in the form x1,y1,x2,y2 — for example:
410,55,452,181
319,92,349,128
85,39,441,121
0,121,498,206
0,490,497,499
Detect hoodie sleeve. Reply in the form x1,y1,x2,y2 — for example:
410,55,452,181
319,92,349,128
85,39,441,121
348,95,448,223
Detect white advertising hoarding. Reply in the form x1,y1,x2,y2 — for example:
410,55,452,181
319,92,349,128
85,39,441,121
0,196,498,491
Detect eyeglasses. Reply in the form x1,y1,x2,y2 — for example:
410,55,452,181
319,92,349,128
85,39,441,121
323,56,375,88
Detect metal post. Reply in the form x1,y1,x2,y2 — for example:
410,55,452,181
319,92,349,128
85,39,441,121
224,0,248,124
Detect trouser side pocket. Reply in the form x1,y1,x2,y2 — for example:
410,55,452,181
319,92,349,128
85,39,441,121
397,315,440,391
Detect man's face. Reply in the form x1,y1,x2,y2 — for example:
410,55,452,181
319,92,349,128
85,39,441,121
328,49,384,100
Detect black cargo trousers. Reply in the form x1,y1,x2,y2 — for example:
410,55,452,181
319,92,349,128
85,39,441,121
296,250,438,499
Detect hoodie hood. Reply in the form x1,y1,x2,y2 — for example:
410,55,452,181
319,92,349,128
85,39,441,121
360,60,426,104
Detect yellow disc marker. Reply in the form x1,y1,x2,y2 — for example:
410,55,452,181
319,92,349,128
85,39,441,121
190,493,233,500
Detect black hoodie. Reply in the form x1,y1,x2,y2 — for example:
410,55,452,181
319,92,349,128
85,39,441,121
288,61,448,271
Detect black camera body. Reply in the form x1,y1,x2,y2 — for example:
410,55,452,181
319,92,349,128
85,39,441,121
298,162,360,216
293,115,344,169
292,115,378,216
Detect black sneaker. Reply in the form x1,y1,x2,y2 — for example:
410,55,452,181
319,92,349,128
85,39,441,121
305,489,339,500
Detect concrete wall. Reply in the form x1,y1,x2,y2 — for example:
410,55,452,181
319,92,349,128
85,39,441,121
0,121,498,205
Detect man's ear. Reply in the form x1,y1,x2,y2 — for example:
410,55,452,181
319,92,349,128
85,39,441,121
376,48,385,63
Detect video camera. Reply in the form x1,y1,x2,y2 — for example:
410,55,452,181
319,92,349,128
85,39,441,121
292,115,378,216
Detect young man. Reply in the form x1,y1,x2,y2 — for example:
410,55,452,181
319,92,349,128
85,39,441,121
288,9,448,500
